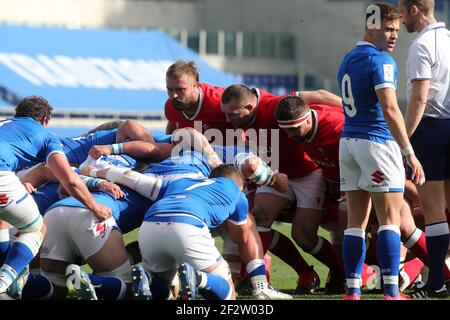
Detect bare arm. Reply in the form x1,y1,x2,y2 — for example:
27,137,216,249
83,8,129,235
116,119,155,143
376,88,425,185
300,89,343,108
89,141,173,163
47,153,112,220
79,120,123,137
19,162,58,187
404,80,430,137
117,141,173,162
226,219,258,265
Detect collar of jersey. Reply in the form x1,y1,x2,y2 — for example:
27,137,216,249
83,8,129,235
306,109,319,143
417,22,446,37
182,86,204,121
356,41,381,51
246,87,261,127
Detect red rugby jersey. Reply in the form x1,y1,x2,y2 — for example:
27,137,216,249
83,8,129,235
164,83,231,136
302,104,344,182
244,88,318,178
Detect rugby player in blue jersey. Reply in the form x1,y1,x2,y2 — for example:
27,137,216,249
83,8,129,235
337,3,424,300
61,119,169,167
83,156,291,299
0,96,111,298
38,184,156,300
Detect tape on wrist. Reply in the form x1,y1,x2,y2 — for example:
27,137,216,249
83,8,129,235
110,143,124,155
89,169,100,178
401,145,414,157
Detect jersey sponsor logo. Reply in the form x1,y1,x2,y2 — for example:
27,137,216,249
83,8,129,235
94,222,107,237
383,64,394,82
371,171,385,184
0,194,11,207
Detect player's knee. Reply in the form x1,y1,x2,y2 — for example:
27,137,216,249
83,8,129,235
253,211,271,227
209,259,232,282
15,232,43,257
16,216,45,255
253,204,277,227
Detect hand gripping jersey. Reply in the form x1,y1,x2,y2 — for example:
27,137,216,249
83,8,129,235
46,187,153,234
164,83,232,135
245,88,318,178
338,41,398,143
0,117,64,172
144,177,248,230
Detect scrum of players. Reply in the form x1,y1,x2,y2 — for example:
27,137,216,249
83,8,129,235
0,1,449,301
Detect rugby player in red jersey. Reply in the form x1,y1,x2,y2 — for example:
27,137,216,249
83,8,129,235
164,60,231,141
221,84,345,294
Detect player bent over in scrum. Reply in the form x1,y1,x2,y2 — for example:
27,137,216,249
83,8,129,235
89,164,292,300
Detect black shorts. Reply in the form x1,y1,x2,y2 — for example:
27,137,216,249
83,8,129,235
410,117,450,181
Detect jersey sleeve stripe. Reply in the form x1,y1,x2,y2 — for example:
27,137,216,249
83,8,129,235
45,150,66,164
374,83,396,91
227,219,247,226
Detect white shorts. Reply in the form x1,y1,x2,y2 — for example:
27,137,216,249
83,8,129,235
256,168,325,209
40,206,117,262
339,138,405,192
0,171,42,231
138,221,222,274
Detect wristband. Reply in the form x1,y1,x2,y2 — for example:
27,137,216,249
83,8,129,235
401,145,414,157
110,143,124,155
79,175,103,189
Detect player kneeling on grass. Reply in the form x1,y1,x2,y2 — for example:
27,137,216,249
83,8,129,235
38,181,163,300
90,164,292,299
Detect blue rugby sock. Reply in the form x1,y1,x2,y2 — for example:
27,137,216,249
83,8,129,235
377,225,400,297
0,229,10,265
343,228,366,295
2,242,34,282
199,272,232,300
22,273,54,300
150,273,171,300
88,274,126,300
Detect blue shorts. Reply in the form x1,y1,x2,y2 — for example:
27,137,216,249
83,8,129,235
410,118,450,181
